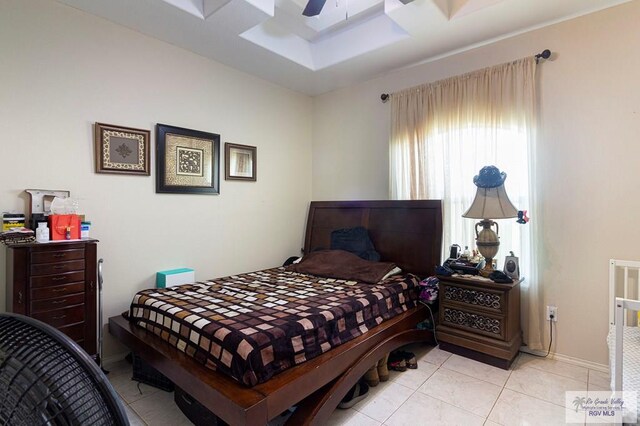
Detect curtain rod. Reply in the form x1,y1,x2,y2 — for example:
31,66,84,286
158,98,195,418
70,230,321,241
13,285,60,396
380,49,551,103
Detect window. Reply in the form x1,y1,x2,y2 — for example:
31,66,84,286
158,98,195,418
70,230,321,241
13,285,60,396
389,56,543,350
424,126,530,260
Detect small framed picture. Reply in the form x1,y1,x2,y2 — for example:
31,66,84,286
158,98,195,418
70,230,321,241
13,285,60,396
503,254,520,279
94,123,150,175
225,143,256,181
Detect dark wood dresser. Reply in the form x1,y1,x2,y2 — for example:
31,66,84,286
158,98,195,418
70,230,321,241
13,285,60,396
436,274,522,369
5,239,99,359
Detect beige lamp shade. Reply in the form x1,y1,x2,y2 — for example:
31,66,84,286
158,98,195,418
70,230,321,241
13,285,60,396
462,184,518,219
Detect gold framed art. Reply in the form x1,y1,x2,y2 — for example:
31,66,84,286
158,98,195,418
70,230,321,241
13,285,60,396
156,123,220,194
225,143,257,182
94,123,150,175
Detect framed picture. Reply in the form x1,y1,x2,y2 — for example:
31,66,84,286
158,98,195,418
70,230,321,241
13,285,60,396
94,123,150,175
156,124,220,194
225,143,257,181
503,254,520,279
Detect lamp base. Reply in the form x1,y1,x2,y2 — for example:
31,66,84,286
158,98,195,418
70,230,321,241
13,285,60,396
479,258,495,277
475,219,500,278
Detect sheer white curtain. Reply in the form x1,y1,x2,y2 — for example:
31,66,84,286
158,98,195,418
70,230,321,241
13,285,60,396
390,57,543,350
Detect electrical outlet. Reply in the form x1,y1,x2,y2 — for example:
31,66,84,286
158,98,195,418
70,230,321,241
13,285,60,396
546,305,558,322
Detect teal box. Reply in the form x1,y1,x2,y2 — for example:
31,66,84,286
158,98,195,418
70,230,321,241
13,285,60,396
156,268,195,288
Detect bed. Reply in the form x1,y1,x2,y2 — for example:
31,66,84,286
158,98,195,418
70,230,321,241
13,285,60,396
607,259,640,423
109,200,443,425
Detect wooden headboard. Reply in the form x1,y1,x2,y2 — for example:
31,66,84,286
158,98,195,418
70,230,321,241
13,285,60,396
303,200,443,277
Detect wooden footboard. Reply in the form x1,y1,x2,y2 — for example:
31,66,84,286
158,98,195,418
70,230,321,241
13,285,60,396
288,326,432,425
109,305,434,425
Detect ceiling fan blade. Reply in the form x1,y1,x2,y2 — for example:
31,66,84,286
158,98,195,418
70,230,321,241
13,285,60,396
302,0,327,17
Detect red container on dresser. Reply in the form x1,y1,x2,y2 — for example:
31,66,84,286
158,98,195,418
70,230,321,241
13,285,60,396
49,214,81,240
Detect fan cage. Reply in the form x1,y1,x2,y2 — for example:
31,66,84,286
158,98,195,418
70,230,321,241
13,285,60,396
0,314,128,426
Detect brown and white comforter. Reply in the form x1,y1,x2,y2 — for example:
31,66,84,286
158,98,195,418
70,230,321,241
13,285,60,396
129,267,420,386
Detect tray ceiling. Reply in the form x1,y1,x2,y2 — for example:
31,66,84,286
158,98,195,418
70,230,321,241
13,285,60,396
55,0,630,95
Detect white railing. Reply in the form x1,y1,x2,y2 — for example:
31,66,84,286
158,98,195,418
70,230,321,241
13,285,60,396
609,259,640,326
614,297,640,391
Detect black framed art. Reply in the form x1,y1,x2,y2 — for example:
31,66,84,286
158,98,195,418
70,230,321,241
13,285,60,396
95,123,150,175
503,254,520,279
156,124,220,194
225,143,257,181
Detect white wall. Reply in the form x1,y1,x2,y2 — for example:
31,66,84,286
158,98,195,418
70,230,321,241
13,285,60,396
0,0,312,357
313,2,640,365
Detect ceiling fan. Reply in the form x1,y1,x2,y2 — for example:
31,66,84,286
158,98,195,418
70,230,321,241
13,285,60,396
302,0,327,16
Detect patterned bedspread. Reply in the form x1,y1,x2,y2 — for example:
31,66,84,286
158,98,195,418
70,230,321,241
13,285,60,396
129,267,420,386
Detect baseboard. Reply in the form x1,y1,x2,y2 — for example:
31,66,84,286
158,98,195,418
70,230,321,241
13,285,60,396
519,347,609,373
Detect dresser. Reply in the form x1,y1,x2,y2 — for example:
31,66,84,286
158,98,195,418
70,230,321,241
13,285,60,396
5,239,99,359
436,274,522,369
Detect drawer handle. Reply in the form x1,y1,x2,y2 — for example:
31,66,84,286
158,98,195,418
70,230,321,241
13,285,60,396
52,288,66,293
53,265,65,270
51,299,67,305
52,276,66,282
52,315,66,320
54,253,66,258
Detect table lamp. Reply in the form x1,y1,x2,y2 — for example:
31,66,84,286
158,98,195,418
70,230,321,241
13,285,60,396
463,166,518,277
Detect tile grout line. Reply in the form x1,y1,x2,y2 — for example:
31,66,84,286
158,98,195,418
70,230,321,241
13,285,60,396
516,362,589,384
414,388,497,420
106,364,164,425
417,353,518,422
485,384,508,425
506,387,573,410
125,401,150,426
404,361,493,422
506,370,591,409
353,357,442,424
387,388,418,424
395,348,494,421
504,356,586,410
483,356,517,425
414,368,497,421
354,378,416,423
435,364,511,388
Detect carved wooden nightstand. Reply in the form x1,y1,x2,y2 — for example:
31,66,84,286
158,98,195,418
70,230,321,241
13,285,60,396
436,274,522,369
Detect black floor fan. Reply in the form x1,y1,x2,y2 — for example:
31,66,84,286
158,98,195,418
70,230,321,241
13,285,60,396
0,313,129,425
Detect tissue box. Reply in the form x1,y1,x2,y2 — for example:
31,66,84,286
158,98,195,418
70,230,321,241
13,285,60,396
81,221,91,238
156,268,195,288
49,214,81,240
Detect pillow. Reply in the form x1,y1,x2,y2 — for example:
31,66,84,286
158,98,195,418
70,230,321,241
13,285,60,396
286,250,396,284
330,226,380,261
381,266,403,281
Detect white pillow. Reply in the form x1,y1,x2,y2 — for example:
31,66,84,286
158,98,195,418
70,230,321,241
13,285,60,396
381,266,402,281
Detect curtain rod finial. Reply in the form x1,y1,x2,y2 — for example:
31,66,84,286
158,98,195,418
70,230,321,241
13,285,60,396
381,93,389,103
535,49,551,63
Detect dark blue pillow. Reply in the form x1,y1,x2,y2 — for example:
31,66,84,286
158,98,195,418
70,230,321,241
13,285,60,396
330,226,381,262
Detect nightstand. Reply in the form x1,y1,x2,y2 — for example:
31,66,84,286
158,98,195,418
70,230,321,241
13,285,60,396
436,274,522,369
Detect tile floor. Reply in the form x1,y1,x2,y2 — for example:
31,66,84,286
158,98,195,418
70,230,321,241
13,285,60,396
104,344,612,425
